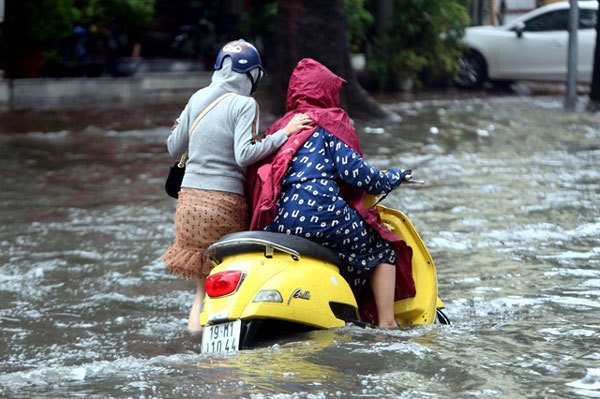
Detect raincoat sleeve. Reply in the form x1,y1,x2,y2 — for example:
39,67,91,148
166,103,191,159
233,98,288,167
328,134,403,195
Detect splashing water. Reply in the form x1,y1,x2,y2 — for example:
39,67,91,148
1,96,599,398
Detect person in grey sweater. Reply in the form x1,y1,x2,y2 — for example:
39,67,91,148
161,40,312,332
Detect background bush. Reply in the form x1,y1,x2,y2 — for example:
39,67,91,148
366,0,470,90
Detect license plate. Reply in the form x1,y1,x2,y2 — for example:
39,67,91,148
201,320,242,354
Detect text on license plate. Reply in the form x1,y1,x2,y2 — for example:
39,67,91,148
202,319,242,354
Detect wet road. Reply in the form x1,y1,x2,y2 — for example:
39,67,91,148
1,95,599,398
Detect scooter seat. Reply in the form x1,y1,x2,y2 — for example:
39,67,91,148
208,231,343,267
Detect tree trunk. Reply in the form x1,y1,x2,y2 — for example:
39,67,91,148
589,0,600,108
489,0,497,25
270,0,396,120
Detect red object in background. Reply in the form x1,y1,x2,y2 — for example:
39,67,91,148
11,53,45,78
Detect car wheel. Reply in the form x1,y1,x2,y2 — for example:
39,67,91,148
455,51,487,89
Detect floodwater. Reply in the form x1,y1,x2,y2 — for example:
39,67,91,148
1,95,599,398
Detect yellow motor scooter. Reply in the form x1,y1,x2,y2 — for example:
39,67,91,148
199,197,448,354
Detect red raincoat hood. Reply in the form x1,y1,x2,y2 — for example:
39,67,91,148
267,58,361,154
286,58,345,112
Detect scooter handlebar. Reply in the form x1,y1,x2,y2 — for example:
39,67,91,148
401,170,424,184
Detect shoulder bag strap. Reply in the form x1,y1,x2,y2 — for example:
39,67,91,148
177,92,235,167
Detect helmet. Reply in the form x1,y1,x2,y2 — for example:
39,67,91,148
214,39,264,74
214,39,265,94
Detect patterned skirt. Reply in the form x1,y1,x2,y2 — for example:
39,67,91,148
160,188,249,279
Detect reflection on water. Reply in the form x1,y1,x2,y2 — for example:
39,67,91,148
194,329,348,395
1,96,599,398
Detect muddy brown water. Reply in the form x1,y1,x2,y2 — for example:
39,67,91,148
1,95,599,398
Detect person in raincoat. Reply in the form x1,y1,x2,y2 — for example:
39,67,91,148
247,58,415,328
161,40,311,332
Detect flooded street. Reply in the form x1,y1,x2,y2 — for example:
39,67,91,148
1,95,599,398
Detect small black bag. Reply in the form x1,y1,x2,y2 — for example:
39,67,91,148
165,161,185,199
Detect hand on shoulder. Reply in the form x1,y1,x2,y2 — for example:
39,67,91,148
283,113,314,137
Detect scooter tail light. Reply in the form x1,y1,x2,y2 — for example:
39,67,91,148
206,270,244,297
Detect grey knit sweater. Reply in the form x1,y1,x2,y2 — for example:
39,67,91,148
167,58,287,195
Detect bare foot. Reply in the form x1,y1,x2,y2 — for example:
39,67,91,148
377,320,399,329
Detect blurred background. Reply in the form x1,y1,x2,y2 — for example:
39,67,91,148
1,2,599,398
0,0,596,115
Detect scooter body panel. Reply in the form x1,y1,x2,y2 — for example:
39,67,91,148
200,252,358,329
376,205,439,325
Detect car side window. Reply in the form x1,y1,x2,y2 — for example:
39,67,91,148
579,9,597,30
524,10,569,31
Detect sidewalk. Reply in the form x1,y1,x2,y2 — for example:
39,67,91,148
0,63,591,134
0,70,212,110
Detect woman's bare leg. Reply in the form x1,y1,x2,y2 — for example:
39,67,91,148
188,278,206,332
370,263,397,328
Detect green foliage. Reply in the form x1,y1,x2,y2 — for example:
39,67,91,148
106,0,155,33
74,0,155,38
344,0,374,53
237,0,278,56
5,0,81,51
5,0,155,54
367,0,470,90
236,0,374,57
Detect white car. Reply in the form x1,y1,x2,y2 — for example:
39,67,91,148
456,1,598,88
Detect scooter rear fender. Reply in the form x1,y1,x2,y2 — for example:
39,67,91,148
199,252,358,329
